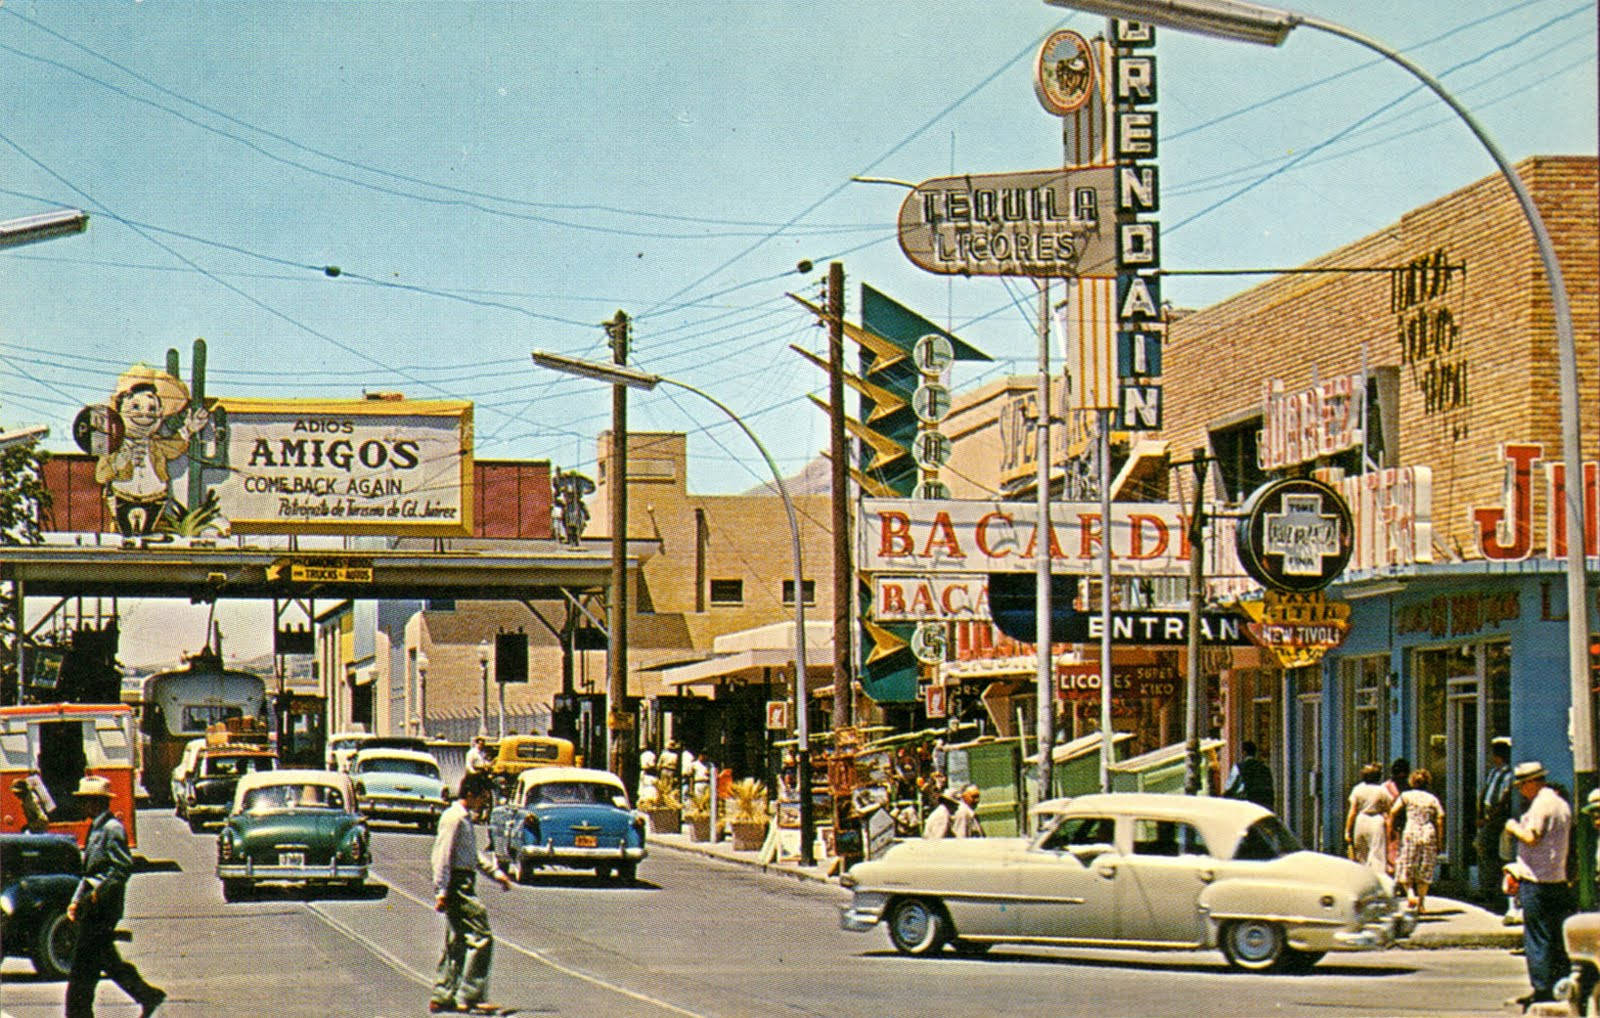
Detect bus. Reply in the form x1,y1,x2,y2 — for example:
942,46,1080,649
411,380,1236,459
140,652,267,806
0,703,139,848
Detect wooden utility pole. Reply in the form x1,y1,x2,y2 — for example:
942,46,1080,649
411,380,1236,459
605,311,632,783
827,262,852,733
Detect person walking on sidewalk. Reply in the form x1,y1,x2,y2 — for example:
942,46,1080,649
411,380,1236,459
1223,741,1274,809
64,776,165,1018
1343,762,1393,876
430,771,513,1015
1388,767,1444,915
1502,760,1573,1013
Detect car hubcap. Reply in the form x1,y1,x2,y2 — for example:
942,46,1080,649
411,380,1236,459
895,904,930,946
1234,923,1275,961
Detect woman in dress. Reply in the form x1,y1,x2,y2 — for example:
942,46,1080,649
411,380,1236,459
1389,767,1445,915
1344,762,1393,875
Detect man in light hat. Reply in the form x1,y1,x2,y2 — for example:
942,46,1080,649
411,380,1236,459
1503,761,1573,1012
65,775,165,1018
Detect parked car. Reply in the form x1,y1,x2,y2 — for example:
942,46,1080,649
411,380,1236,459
181,746,277,831
487,766,645,883
839,792,1415,972
349,747,448,832
0,831,82,979
169,737,207,818
325,730,374,773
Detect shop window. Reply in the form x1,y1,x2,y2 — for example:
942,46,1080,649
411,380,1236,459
781,579,816,606
1210,418,1265,503
709,579,744,606
1340,655,1389,790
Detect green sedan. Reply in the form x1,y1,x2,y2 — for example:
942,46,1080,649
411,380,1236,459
215,769,370,902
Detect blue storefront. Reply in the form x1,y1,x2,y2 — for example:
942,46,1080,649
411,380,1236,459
1298,563,1598,895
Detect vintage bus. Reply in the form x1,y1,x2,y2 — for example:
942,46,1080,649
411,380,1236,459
0,703,139,848
140,653,267,806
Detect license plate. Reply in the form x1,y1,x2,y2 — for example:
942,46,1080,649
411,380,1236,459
279,851,306,867
574,835,598,848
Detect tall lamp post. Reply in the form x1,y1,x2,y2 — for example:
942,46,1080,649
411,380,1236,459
477,640,491,738
531,350,816,867
1044,0,1593,894
0,209,88,249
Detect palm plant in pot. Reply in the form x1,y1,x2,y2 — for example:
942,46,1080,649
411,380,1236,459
684,787,712,842
638,782,682,834
727,778,769,852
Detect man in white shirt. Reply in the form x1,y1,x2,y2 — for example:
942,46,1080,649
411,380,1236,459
951,784,985,839
464,736,493,775
429,772,512,1015
1503,761,1573,1012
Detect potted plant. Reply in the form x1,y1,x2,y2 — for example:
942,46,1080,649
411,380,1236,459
638,783,681,834
684,788,712,842
727,778,769,852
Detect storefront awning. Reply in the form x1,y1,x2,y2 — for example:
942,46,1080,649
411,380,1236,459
659,620,833,689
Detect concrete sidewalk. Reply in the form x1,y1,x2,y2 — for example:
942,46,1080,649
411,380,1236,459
650,829,1525,951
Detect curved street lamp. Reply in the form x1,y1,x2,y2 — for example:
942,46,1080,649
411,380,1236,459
0,209,88,249
1044,0,1593,890
531,350,816,866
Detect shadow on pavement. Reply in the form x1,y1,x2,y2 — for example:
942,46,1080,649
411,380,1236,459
857,948,1421,977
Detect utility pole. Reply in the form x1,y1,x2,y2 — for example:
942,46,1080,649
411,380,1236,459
605,311,632,784
827,262,853,734
1184,449,1209,796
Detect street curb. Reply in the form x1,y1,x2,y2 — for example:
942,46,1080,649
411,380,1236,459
651,837,834,887
653,838,1527,951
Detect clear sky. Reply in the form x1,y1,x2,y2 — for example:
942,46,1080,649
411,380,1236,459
2,0,1594,666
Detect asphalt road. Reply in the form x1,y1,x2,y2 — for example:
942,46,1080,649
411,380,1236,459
1,808,1539,1017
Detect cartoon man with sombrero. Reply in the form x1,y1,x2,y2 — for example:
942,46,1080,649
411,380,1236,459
86,365,210,536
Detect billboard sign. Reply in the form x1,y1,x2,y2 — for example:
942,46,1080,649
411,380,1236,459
1235,478,1353,593
897,166,1118,278
210,398,474,536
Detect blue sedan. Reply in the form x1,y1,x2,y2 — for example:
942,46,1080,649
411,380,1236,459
488,766,646,883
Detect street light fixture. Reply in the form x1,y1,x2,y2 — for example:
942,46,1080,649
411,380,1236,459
0,209,89,249
1044,0,1594,884
477,640,491,738
532,349,817,866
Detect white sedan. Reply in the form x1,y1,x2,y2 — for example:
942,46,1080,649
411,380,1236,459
840,792,1414,972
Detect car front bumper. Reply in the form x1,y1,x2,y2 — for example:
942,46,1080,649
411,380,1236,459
359,797,444,821
839,893,888,932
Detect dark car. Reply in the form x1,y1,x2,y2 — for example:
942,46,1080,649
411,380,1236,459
182,748,277,831
0,832,83,979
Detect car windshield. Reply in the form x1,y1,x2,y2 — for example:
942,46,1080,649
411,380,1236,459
1231,815,1304,860
524,781,625,808
357,757,439,778
205,755,274,777
242,783,346,813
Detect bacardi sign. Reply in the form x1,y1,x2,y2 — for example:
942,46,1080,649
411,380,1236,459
858,498,1243,578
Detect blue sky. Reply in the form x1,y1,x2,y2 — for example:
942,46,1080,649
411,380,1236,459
1,1,1594,664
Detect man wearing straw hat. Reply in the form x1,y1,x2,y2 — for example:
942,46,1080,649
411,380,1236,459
1503,760,1573,1012
64,775,165,1018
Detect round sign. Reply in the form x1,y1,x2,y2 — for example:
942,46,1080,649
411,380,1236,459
72,404,124,457
913,333,954,377
912,382,951,425
912,431,952,471
1034,30,1096,117
1235,478,1354,593
910,622,948,666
